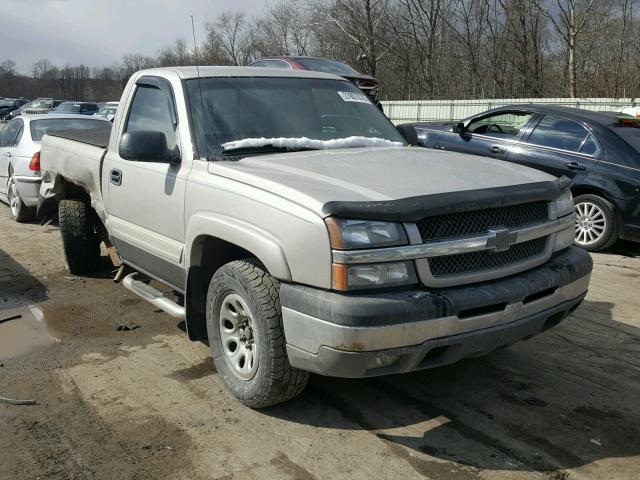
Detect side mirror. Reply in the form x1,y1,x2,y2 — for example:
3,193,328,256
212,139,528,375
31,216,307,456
453,122,466,134
396,124,419,146
119,130,178,163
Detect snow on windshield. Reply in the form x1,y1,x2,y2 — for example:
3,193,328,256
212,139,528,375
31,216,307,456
222,136,404,151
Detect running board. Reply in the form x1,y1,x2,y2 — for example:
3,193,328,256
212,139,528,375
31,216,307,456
122,272,185,319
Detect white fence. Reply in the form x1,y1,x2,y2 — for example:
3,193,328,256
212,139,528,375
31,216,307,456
381,97,640,125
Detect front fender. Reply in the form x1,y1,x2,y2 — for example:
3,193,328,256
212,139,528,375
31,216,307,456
185,212,292,281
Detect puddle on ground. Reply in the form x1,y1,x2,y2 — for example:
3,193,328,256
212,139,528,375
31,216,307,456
0,306,57,361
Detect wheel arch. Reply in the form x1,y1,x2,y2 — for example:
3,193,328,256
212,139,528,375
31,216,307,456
183,213,292,341
38,174,93,219
571,184,615,204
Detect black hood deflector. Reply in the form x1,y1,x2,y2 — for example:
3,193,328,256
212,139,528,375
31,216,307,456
322,176,571,221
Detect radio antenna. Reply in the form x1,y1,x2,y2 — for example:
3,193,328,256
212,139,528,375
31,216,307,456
191,15,200,70
190,14,208,160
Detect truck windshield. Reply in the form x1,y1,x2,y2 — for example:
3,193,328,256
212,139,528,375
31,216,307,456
186,77,404,159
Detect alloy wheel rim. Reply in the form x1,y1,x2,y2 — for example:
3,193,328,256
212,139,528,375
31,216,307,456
8,178,19,217
575,201,606,246
219,293,258,381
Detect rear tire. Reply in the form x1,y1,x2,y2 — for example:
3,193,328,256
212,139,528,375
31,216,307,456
206,259,309,408
58,199,100,274
573,194,618,252
8,175,35,223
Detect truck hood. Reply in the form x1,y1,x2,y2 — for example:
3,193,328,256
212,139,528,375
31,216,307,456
208,147,556,217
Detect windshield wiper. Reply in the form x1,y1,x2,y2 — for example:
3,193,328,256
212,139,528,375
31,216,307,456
220,144,316,157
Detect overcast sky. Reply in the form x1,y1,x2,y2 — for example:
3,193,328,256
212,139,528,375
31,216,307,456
1,0,266,74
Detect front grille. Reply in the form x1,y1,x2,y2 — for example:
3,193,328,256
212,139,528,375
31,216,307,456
428,237,547,277
417,201,548,242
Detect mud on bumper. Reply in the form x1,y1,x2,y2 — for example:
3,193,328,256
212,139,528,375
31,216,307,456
280,246,592,378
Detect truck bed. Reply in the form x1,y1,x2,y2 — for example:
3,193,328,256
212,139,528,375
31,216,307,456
45,125,112,148
40,127,111,221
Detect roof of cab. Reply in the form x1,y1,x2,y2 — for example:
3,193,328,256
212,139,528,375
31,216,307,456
137,66,345,81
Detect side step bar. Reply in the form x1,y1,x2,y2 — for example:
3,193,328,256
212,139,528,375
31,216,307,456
122,272,185,319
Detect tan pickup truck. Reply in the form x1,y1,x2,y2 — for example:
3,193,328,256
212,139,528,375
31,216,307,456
39,67,592,407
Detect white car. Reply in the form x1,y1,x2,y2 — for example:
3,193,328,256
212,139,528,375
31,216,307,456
94,102,119,121
0,114,109,222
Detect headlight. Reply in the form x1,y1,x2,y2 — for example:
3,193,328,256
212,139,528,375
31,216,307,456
555,190,574,217
326,218,408,249
326,218,416,290
332,261,418,290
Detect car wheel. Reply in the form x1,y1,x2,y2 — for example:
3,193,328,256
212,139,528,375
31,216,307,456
7,175,35,223
206,259,309,408
573,194,618,252
58,199,101,274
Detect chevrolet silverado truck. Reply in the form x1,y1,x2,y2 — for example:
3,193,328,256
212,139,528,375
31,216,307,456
39,67,592,408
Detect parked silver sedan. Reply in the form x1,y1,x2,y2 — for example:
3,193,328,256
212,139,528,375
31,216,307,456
0,114,109,222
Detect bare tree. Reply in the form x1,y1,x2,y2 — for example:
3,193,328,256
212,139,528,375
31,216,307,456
312,0,400,76
398,0,447,96
540,0,607,97
157,38,193,66
252,0,313,56
205,11,254,65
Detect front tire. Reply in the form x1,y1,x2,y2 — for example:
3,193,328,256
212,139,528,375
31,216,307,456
206,259,309,408
8,175,35,223
573,194,618,252
58,199,100,274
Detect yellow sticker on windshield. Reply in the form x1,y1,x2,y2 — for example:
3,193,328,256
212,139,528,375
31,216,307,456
337,91,370,104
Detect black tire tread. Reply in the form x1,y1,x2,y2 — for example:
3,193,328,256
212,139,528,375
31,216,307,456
58,199,100,274
207,259,309,408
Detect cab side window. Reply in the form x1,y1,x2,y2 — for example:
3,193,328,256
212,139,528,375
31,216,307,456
527,115,598,155
0,119,23,147
467,112,533,138
125,85,177,150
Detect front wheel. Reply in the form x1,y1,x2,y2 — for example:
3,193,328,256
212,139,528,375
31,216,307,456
573,194,618,252
206,259,309,408
8,175,35,222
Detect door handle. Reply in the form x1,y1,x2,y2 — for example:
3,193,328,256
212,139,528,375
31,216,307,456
110,168,122,186
565,162,586,171
490,146,505,154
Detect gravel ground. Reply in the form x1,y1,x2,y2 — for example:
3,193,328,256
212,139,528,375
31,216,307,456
0,205,639,480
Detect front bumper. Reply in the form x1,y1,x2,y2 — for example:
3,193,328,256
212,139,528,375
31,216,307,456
14,176,42,207
280,246,592,378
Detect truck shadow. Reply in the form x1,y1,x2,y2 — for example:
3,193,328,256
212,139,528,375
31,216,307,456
607,240,640,258
0,248,48,310
266,300,640,475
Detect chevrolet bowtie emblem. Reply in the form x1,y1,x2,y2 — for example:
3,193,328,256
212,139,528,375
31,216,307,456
486,228,518,252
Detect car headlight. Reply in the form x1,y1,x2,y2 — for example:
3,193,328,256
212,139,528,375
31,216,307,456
332,261,418,290
326,218,417,290
555,190,574,217
325,218,408,249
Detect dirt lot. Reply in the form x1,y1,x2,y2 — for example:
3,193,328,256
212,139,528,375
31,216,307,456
0,207,639,480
